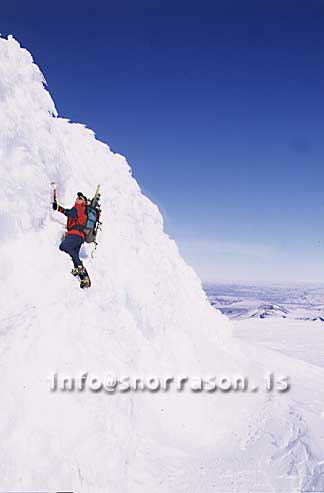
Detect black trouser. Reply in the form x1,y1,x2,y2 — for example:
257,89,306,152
59,234,84,267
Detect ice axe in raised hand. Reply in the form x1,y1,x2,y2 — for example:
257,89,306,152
51,181,58,210
51,181,57,199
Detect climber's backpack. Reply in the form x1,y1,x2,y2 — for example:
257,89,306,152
83,184,101,244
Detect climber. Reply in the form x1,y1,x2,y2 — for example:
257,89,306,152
53,192,91,287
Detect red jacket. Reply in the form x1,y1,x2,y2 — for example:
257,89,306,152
58,202,87,240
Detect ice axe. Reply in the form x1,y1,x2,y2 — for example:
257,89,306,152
51,181,57,204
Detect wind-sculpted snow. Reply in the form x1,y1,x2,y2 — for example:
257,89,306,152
0,35,323,492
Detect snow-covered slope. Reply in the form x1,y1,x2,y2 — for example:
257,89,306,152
0,35,324,492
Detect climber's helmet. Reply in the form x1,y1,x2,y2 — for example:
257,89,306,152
76,192,87,204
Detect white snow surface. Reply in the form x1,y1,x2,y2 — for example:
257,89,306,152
0,35,323,492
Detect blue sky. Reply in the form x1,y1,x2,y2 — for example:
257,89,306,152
2,1,324,282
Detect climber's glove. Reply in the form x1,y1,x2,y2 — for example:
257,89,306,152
53,201,58,211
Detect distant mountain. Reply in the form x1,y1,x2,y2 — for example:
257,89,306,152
237,303,289,319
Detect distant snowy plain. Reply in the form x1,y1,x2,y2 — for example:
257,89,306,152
206,282,324,367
